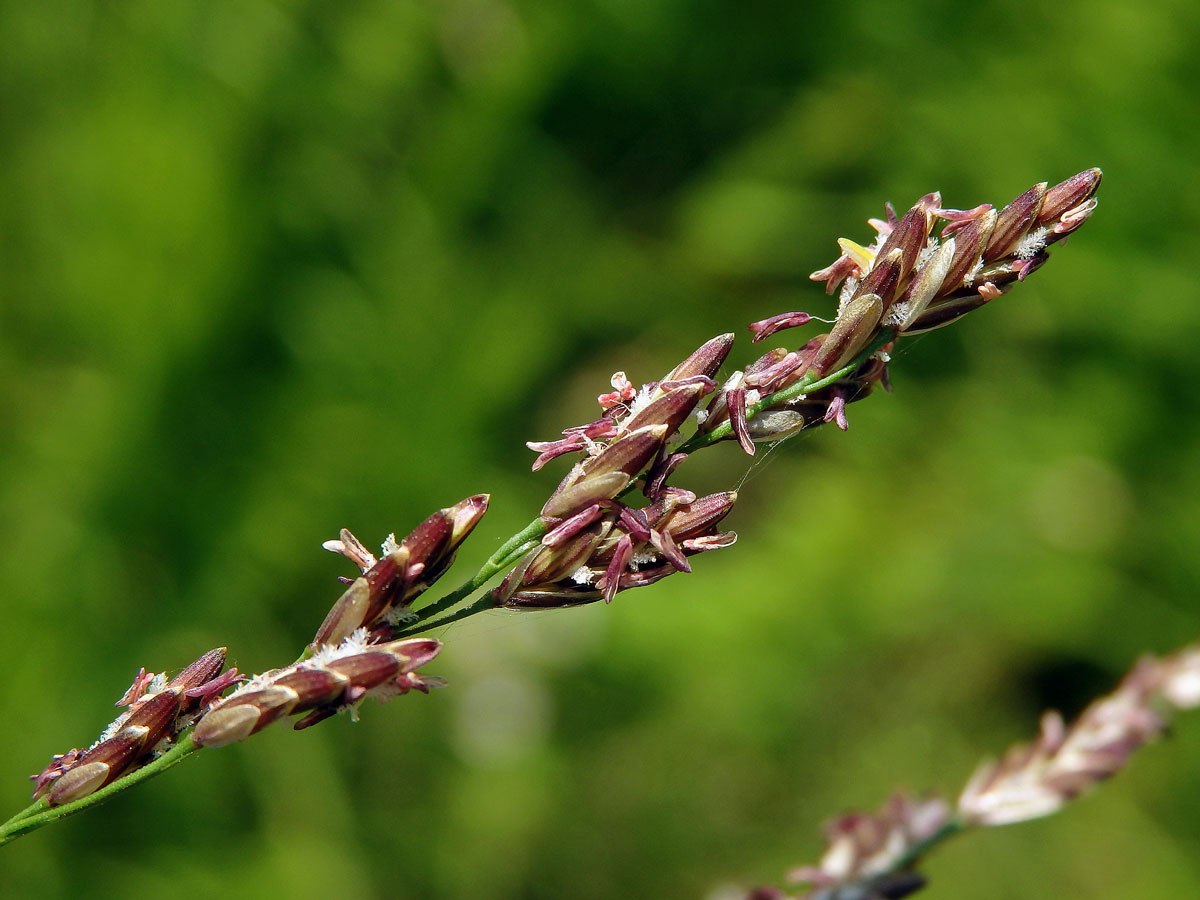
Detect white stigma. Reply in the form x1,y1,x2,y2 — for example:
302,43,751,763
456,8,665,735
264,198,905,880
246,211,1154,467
1015,226,1050,259
570,566,597,585
309,628,371,666
625,384,655,420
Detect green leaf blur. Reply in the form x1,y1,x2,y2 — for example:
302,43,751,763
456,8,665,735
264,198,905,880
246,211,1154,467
1,1,1198,898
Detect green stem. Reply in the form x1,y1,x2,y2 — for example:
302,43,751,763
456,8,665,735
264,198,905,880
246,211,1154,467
0,735,202,847
891,817,969,872
412,518,547,623
401,593,503,636
0,797,49,833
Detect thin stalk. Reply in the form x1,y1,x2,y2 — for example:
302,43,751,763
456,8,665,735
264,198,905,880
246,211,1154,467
891,817,968,872
413,518,547,622
0,736,202,846
400,593,502,636
0,797,48,833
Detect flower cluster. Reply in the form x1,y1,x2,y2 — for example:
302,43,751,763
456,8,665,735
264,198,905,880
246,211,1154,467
191,498,493,747
30,648,238,805
10,168,1107,851
957,644,1200,826
698,169,1102,450
528,333,733,487
785,792,949,900
748,640,1200,900
23,497,485,814
192,632,442,748
516,336,739,606
312,494,489,648
496,488,737,607
516,170,1101,611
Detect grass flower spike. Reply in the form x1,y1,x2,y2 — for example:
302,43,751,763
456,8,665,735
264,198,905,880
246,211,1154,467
29,648,235,806
3,169,1110,866
312,494,490,647
193,633,442,747
746,640,1200,900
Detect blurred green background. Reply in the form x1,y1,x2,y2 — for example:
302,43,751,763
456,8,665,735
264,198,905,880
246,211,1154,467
2,1,1199,897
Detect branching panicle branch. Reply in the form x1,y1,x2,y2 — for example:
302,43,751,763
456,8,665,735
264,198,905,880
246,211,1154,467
3,169,1105,855
744,642,1200,900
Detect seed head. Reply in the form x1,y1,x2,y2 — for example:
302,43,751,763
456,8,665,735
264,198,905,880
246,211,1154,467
313,495,489,647
32,648,235,804
194,635,442,748
500,491,737,607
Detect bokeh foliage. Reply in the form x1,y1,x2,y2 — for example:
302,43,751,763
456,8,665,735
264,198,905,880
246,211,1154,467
2,1,1199,897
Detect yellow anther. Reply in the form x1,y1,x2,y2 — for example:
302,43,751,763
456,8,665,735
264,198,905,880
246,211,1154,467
837,237,875,272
